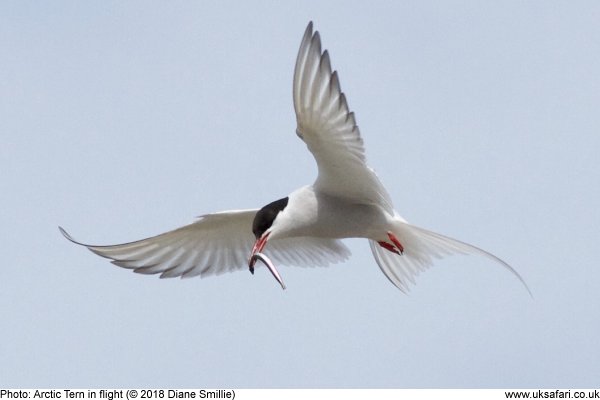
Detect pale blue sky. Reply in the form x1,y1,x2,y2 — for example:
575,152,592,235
2,1,599,388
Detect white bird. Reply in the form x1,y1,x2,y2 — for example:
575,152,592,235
60,22,530,295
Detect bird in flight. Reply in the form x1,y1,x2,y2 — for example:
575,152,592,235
60,22,530,294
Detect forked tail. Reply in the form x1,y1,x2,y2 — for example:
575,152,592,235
369,221,532,296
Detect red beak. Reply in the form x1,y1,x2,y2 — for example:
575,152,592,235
248,232,270,273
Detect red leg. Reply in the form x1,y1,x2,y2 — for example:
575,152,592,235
387,231,404,254
378,241,400,255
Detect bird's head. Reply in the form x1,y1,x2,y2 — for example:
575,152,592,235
248,197,289,271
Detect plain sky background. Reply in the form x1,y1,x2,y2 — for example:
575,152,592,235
2,1,599,388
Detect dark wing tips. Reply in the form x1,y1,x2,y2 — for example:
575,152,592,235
319,50,332,77
294,22,316,110
311,31,322,55
297,22,315,66
59,226,83,246
59,226,111,249
304,21,314,42
60,225,128,262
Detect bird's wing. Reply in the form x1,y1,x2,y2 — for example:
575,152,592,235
293,22,393,212
60,209,350,279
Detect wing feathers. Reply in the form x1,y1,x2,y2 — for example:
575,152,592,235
59,210,351,281
293,22,393,211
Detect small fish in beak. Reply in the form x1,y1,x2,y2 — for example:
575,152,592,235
250,252,286,290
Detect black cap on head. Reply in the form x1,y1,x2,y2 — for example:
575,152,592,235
252,197,289,239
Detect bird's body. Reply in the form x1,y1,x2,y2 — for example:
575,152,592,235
61,22,530,294
267,186,391,241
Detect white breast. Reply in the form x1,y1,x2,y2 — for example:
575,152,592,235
270,185,392,240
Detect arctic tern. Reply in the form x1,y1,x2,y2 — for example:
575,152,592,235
60,22,530,294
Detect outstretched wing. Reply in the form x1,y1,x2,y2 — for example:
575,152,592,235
293,22,393,212
60,209,350,279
